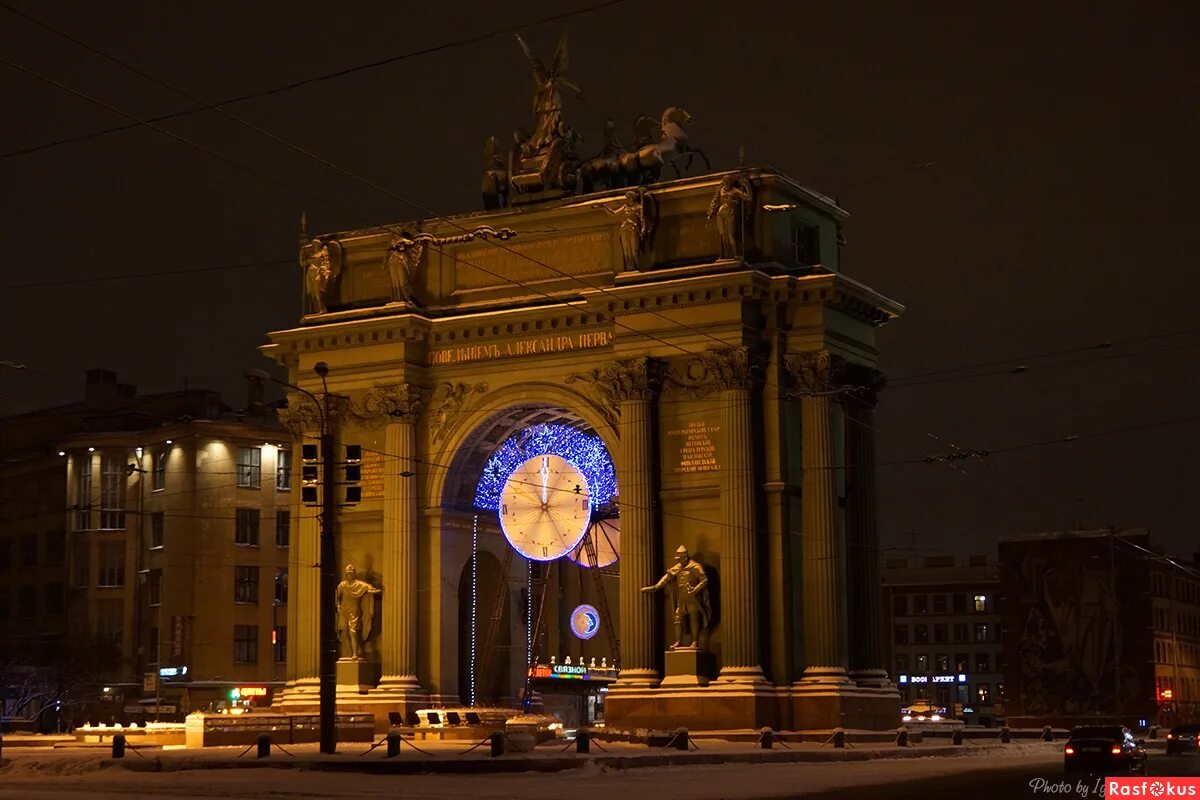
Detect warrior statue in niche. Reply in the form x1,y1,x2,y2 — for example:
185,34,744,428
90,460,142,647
336,564,380,660
643,545,712,650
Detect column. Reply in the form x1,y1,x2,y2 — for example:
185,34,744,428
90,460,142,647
380,417,420,689
845,371,888,684
717,385,765,682
792,352,850,682
606,358,661,686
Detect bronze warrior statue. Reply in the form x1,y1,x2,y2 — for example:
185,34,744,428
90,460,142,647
336,564,381,660
643,545,711,650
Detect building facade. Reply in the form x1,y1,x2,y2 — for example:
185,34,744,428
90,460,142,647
1149,556,1200,727
883,554,1005,725
0,369,289,727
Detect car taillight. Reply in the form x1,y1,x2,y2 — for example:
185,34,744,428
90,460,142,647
1065,746,1075,755
1111,746,1122,755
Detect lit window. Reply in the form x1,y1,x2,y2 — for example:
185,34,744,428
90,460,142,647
977,683,991,704
75,453,93,531
276,447,291,491
974,623,990,642
916,654,929,672
974,594,988,612
152,451,167,491
237,447,262,489
100,455,126,529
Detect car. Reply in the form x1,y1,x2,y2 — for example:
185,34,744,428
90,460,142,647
1167,723,1200,755
901,700,946,723
1063,725,1147,774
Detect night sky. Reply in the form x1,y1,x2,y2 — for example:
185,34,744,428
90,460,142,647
2,1,1197,555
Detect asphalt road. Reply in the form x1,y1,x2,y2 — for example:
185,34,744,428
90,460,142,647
800,752,1200,800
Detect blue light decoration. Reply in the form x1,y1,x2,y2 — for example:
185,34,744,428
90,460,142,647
570,604,601,641
474,424,617,511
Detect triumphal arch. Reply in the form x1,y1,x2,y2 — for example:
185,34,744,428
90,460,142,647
264,34,903,730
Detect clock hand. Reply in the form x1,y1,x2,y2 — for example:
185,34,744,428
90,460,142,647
539,456,549,504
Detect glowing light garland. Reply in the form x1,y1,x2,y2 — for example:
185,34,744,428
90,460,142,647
474,424,617,511
469,512,478,708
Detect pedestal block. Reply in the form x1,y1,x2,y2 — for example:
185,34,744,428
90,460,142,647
336,659,381,693
792,673,901,731
604,683,782,730
660,649,716,687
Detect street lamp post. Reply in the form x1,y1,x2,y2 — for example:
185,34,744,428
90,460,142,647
247,363,340,755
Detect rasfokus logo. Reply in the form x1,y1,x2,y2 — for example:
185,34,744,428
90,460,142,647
1107,778,1200,797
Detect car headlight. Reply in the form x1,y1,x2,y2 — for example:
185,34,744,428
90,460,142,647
931,715,941,721
902,715,912,722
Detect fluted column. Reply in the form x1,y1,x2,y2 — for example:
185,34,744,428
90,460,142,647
717,384,765,682
845,370,888,685
788,351,850,683
380,417,419,687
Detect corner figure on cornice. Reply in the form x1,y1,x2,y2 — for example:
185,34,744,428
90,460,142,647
430,382,489,444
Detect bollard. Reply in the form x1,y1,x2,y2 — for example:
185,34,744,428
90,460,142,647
1150,726,1159,740
1042,725,1053,742
760,727,773,750
952,729,963,746
576,729,590,754
896,727,909,748
674,727,689,751
111,733,126,759
257,733,271,758
1000,726,1011,744
386,731,401,758
832,728,846,749
490,731,505,757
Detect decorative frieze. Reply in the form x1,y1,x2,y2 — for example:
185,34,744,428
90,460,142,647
566,357,663,427
348,384,425,428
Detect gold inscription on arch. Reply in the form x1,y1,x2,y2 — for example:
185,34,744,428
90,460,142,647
430,330,613,365
454,230,612,291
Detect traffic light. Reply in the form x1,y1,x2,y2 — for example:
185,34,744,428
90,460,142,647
343,444,361,505
301,443,319,505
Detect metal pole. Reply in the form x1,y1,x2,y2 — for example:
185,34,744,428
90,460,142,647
319,426,337,754
1109,529,1121,718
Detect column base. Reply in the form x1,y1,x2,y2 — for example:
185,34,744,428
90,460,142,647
716,664,768,684
848,668,894,689
796,665,854,687
611,667,661,689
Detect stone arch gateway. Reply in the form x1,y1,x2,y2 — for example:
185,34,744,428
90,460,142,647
264,168,903,731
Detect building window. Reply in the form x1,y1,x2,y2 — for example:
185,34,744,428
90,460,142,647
75,453,92,530
19,533,37,567
977,683,991,704
934,623,948,643
953,623,968,642
274,568,288,605
932,594,947,614
276,447,291,491
17,585,36,618
896,654,909,674
952,593,966,614
974,623,991,642
150,511,165,549
274,626,287,663
46,530,65,565
955,652,969,672
237,447,262,488
935,653,950,672
97,599,123,647
915,624,929,643
234,624,258,663
44,582,64,615
916,654,929,673
894,625,909,644
976,652,991,672
235,508,260,546
275,510,290,548
914,595,928,615
791,221,820,266
973,594,988,613
152,450,166,491
235,566,260,604
892,594,907,616
100,455,126,529
98,542,125,587
148,569,163,606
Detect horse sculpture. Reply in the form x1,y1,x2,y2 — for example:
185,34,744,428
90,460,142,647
581,106,710,192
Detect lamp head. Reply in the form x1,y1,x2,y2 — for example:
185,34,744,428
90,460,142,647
314,362,329,378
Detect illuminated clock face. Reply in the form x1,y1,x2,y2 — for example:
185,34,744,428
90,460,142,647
568,517,620,569
499,454,591,561
570,604,601,640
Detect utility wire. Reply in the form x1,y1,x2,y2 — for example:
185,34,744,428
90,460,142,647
0,0,628,160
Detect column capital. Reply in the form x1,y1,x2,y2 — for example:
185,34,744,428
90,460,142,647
566,357,664,426
667,346,764,399
277,392,350,437
348,383,426,428
784,351,847,398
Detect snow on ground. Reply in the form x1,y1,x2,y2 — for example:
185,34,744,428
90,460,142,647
0,742,1063,799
